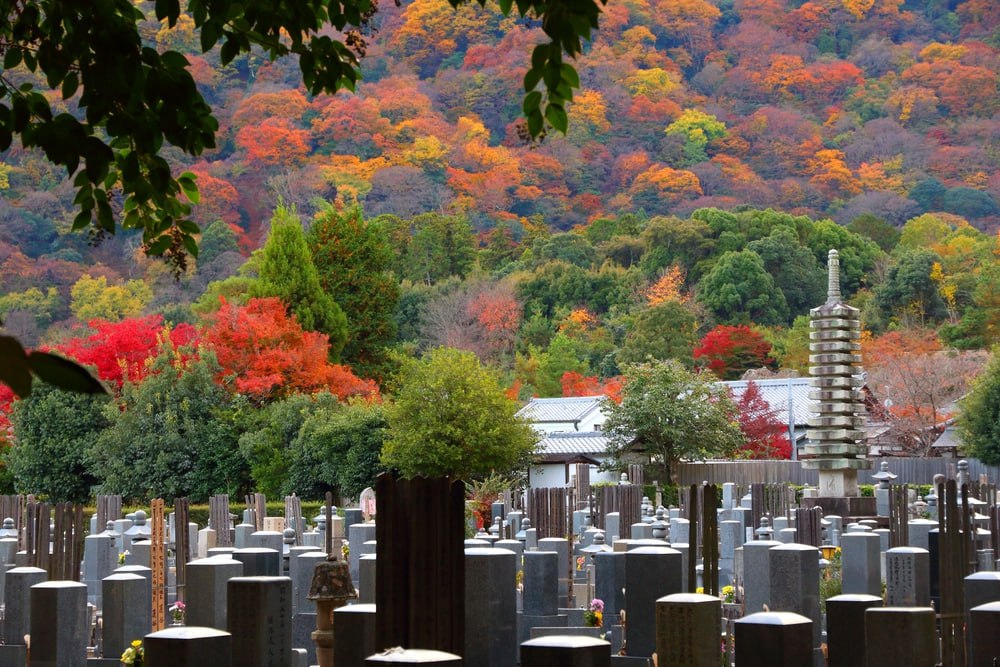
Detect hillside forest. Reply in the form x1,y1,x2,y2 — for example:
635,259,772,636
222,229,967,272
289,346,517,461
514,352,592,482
0,0,998,500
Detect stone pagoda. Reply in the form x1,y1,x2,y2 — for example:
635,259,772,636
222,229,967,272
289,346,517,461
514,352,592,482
800,249,874,517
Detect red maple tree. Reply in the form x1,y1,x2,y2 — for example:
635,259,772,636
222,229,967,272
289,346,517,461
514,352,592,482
56,315,198,387
694,325,775,380
732,380,791,459
560,371,624,404
202,297,378,403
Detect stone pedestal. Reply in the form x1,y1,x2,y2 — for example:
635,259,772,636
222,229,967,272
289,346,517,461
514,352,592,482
521,636,611,667
144,626,233,667
655,593,721,667
734,611,813,667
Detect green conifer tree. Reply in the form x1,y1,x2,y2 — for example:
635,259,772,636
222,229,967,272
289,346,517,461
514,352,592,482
307,207,399,378
250,205,348,359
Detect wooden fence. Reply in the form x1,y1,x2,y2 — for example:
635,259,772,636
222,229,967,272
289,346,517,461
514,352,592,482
676,458,1000,487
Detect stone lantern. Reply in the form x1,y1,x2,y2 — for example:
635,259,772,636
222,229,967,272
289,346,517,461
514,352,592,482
308,553,358,667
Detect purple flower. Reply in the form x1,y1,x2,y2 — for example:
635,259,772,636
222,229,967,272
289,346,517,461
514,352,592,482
590,598,604,613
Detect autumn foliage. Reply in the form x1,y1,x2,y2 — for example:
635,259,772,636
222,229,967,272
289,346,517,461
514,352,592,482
560,371,624,403
55,315,199,387
203,298,378,403
694,325,775,380
862,328,987,453
732,381,791,459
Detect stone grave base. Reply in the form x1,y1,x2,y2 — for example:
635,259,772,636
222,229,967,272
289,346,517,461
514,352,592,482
518,613,567,646
530,626,604,640
800,496,877,521
559,607,586,626
0,644,27,665
87,658,121,666
611,654,652,667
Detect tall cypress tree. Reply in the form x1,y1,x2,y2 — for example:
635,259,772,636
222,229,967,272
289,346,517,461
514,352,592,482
308,207,399,379
250,204,348,359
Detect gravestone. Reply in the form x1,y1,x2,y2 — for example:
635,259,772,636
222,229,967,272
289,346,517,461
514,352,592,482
232,547,281,577
83,533,115,604
668,518,689,544
29,581,88,667
624,546,682,657
734,611,813,667
742,540,781,615
864,607,936,667
719,520,742,586
970,601,1000,667
495,540,523,570
519,550,566,646
334,604,377,667
186,556,244,630
248,530,284,554
965,572,1000,616
287,545,322,613
885,547,930,607
523,551,559,616
227,576,293,667
349,523,377,583
360,553,377,604
907,519,937,551
2,566,46,646
234,521,255,549
294,551,328,615
197,527,217,558
604,513,620,544
102,572,152,658
144,626,233,667
537,537,570,607
841,533,881,596
655,593,721,667
767,543,820,647
825,594,882,667
593,551,626,622
465,548,517,667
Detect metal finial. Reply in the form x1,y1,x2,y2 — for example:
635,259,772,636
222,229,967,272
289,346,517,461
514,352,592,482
827,249,841,302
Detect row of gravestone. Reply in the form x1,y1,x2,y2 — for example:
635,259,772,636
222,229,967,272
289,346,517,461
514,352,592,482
11,545,1000,667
